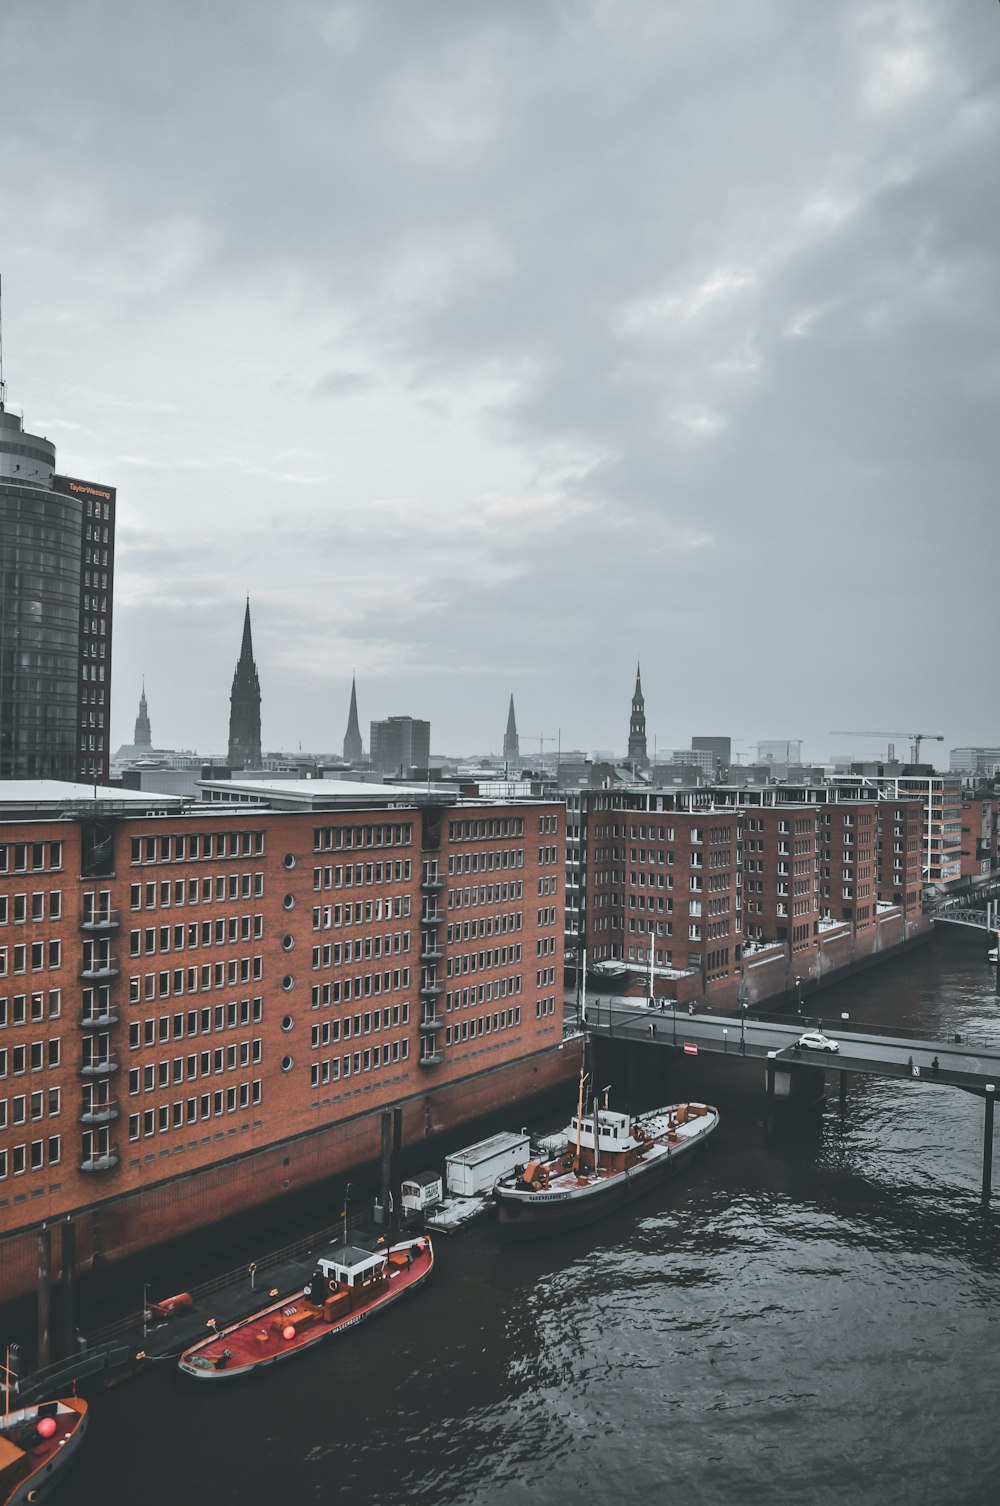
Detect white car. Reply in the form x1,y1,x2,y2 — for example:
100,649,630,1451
797,1031,839,1053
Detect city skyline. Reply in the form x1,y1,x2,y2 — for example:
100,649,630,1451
1,1,997,760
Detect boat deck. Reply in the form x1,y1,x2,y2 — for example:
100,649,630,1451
0,1398,87,1498
532,1105,712,1192
178,1240,432,1376
425,1192,495,1234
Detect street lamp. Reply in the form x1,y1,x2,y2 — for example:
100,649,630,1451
738,977,748,1055
795,975,803,1014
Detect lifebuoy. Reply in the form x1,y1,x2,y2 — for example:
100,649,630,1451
327,1277,338,1294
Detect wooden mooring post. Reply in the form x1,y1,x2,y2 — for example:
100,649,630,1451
36,1226,52,1371
61,1219,77,1360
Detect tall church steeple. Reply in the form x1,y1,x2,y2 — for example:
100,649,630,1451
228,598,262,769
343,675,363,762
627,661,648,768
133,680,152,748
503,693,519,766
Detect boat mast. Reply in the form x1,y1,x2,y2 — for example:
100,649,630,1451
574,1067,588,1174
343,1182,351,1248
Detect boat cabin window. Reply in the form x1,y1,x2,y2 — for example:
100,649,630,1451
317,1245,386,1288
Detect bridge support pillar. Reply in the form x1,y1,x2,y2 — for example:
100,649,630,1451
765,1053,776,1135
626,1041,637,1111
839,1070,848,1108
983,1084,995,1206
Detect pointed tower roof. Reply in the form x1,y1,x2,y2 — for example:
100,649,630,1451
503,693,519,763
133,679,152,748
628,660,648,768
343,674,363,762
238,597,255,668
228,597,262,769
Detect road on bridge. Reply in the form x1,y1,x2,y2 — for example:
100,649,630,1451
582,996,1000,1097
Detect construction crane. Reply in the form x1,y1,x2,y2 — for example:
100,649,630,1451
521,733,553,756
830,731,944,764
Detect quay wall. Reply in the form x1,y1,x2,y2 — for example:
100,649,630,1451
0,1040,578,1303
621,911,934,1012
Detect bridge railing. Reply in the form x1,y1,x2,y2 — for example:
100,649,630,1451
588,997,1000,1056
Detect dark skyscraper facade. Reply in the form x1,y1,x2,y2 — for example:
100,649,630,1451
627,663,648,768
227,600,262,768
343,675,363,762
370,716,430,775
0,398,115,782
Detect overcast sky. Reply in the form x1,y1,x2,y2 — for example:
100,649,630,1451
1,1,997,765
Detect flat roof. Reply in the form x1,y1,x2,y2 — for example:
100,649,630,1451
0,780,185,818
196,778,458,811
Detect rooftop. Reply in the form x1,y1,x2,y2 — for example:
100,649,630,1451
0,780,185,819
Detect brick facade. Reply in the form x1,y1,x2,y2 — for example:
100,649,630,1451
0,789,565,1287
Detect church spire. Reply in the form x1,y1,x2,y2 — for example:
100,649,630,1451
343,674,363,762
133,679,152,748
503,693,520,766
228,598,262,768
627,661,648,768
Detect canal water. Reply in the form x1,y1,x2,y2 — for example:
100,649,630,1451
69,936,1000,1505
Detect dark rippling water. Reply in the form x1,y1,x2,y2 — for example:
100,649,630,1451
70,936,1000,1505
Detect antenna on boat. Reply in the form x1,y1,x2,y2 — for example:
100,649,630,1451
343,1182,352,1248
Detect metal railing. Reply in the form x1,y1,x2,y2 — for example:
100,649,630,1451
13,1206,377,1399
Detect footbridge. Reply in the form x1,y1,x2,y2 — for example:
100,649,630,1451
931,894,1000,942
582,995,1000,1201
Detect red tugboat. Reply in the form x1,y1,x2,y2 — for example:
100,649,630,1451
177,1235,433,1381
494,1072,719,1241
0,1395,89,1506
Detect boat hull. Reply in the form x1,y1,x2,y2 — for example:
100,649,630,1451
178,1240,433,1381
1,1399,89,1506
494,1107,718,1242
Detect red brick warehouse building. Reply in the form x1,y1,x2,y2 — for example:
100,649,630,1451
0,778,569,1299
575,784,927,1010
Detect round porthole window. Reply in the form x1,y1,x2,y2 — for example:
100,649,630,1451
281,975,294,991
283,853,296,870
281,1015,294,1033
282,894,295,911
281,1056,294,1072
281,935,295,951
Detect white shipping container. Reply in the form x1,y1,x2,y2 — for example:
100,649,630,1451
445,1131,531,1198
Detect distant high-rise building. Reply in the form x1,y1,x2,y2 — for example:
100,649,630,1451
134,681,152,749
627,663,648,768
343,675,363,762
503,694,520,765
692,736,731,779
370,716,430,775
951,746,1000,777
0,383,116,782
227,599,262,768
758,739,802,764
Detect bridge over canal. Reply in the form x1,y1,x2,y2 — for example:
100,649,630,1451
931,891,1000,946
582,995,1000,1202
